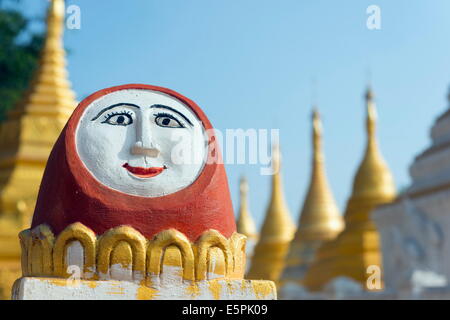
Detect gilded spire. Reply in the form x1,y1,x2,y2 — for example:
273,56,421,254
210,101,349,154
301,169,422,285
283,108,343,275
1,0,77,214
247,144,295,282
300,108,342,235
10,0,76,119
349,86,396,210
258,144,295,243
236,177,258,240
303,86,396,291
0,0,77,299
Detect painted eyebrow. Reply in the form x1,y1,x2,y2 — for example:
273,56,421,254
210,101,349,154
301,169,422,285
91,103,140,121
150,104,193,126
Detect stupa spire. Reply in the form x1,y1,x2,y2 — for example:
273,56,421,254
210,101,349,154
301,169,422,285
1,0,77,215
0,0,77,299
11,0,76,118
236,176,259,272
282,108,343,282
366,86,377,146
247,144,295,282
259,144,294,243
236,177,258,240
347,86,396,213
303,86,396,291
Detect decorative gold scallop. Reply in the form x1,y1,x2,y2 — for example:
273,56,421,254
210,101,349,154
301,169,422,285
18,223,248,284
147,229,195,281
110,241,133,280
29,224,54,276
229,232,247,279
196,230,232,281
53,222,96,278
19,229,31,276
161,245,183,268
159,245,184,285
97,226,146,280
207,247,226,279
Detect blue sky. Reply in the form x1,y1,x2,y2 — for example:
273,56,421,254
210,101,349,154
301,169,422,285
17,0,450,227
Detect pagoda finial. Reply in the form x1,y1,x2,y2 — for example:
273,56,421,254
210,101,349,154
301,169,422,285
300,105,342,239
365,86,377,141
282,106,343,279
236,176,258,240
272,142,281,175
350,86,395,206
11,0,76,118
312,107,323,161
47,0,65,42
267,143,290,222
247,143,295,282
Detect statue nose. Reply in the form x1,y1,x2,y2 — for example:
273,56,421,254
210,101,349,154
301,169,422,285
134,112,160,157
131,141,160,157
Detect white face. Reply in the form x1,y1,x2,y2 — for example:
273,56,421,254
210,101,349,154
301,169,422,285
75,89,207,197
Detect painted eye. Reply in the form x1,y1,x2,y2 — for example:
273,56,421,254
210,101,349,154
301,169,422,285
154,114,184,128
102,113,133,126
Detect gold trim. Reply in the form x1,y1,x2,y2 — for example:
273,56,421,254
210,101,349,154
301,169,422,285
196,230,232,280
97,226,146,280
53,222,96,278
147,229,195,281
20,223,247,283
19,229,31,276
29,225,54,276
229,233,246,279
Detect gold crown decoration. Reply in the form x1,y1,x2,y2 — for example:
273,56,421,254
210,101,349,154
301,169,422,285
19,223,247,282
14,223,277,300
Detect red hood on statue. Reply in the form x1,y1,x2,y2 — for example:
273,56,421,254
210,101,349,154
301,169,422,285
31,84,236,241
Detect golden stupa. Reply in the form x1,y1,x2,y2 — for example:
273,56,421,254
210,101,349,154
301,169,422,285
236,176,259,272
247,144,295,283
303,87,396,291
282,108,344,285
236,176,258,243
0,0,77,299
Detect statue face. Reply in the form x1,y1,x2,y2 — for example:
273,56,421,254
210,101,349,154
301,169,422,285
75,89,207,197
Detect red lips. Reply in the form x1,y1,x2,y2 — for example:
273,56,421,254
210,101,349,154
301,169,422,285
122,163,165,178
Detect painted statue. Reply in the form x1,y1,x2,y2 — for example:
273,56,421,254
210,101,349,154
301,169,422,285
12,84,276,300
